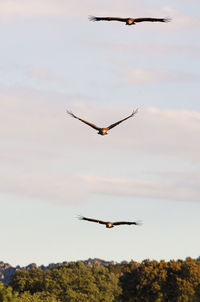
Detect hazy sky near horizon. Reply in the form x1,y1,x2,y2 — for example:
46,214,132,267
0,0,200,266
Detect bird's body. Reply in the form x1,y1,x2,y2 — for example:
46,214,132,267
89,16,171,26
126,18,135,25
79,216,142,228
98,128,108,136
67,109,138,135
106,222,114,228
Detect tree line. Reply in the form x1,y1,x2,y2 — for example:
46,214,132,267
1,257,200,301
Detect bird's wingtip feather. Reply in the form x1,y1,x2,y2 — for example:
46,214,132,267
135,220,143,226
132,108,139,115
66,110,76,118
88,15,96,21
164,17,172,22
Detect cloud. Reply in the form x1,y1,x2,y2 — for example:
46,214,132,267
133,107,200,161
0,65,68,89
1,88,200,161
88,41,200,61
125,69,200,84
81,173,200,202
151,6,200,30
25,67,68,86
65,105,200,162
0,0,143,19
0,0,199,32
0,166,88,204
0,88,199,204
0,0,67,18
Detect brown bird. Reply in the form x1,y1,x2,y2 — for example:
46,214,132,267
79,216,142,228
67,109,138,135
89,16,171,26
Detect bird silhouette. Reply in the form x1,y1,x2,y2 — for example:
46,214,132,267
67,109,138,135
79,216,142,228
89,16,171,26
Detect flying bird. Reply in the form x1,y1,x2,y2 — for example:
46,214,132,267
89,16,171,26
66,109,138,135
79,216,142,228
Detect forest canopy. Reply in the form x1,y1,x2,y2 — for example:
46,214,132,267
1,258,200,302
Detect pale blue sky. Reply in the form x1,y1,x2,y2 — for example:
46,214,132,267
0,0,200,266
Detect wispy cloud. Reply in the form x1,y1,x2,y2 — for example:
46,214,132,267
134,107,200,161
0,0,142,19
125,69,200,85
25,67,68,86
150,6,200,30
0,0,199,32
0,0,68,18
0,88,199,204
1,89,200,159
81,173,200,202
0,166,88,204
0,65,68,89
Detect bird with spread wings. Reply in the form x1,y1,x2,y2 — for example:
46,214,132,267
67,109,138,135
89,16,171,26
79,216,142,228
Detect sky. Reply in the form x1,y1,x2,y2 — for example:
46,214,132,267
0,0,200,267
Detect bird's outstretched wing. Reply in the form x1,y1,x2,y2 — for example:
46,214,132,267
67,110,100,131
134,17,171,23
107,109,138,131
113,220,142,226
89,16,128,23
79,216,107,225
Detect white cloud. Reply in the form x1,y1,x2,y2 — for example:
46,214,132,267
0,166,88,204
0,0,199,33
134,107,200,161
128,69,155,84
81,173,200,202
25,67,68,86
126,69,200,84
0,88,199,204
0,0,67,18
0,65,68,88
0,0,143,19
151,6,200,30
